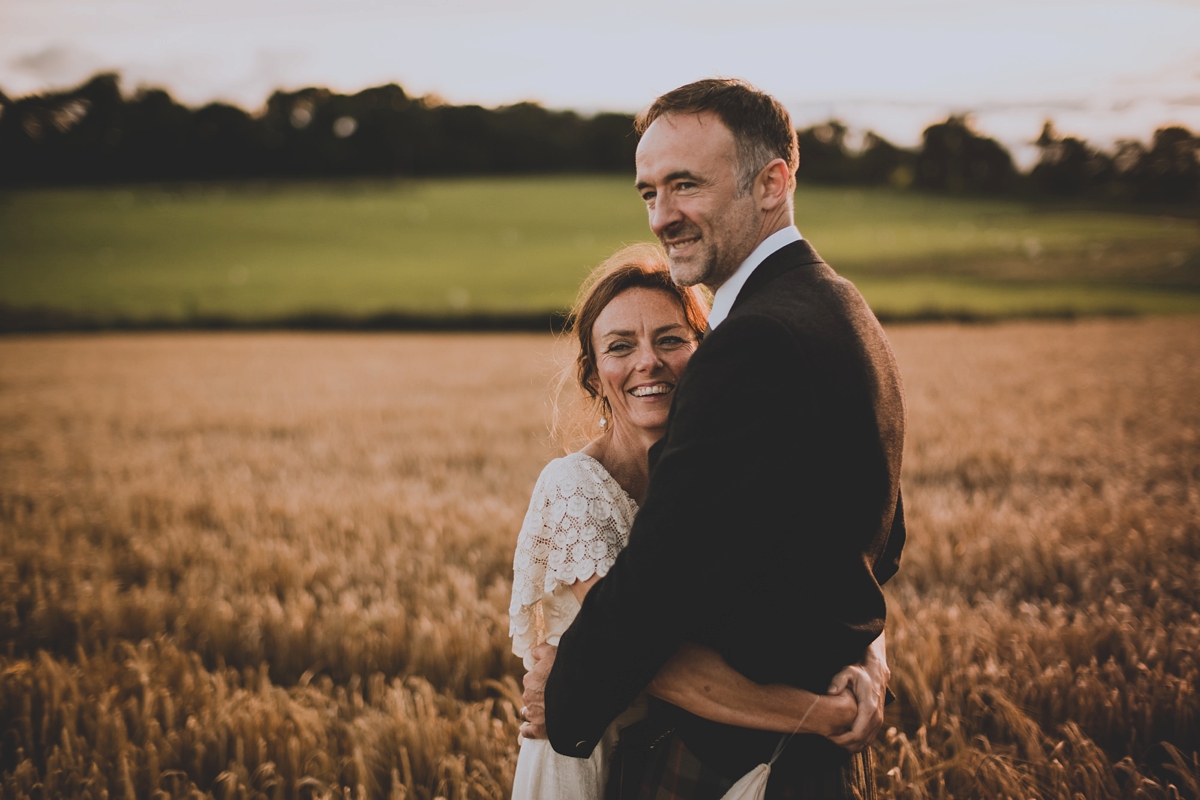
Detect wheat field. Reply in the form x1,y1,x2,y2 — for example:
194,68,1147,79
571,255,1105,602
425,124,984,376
1,318,1198,799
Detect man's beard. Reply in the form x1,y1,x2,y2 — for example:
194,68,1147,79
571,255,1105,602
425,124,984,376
661,223,718,288
667,249,716,288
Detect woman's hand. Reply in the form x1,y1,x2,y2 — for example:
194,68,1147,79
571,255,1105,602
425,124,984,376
519,643,557,739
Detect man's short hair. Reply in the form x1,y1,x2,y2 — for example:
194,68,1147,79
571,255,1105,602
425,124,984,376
636,78,799,194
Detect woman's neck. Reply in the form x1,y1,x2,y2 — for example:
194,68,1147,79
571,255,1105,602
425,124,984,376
581,423,662,505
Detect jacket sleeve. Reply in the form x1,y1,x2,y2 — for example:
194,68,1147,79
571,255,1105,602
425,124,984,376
544,315,806,757
872,489,906,586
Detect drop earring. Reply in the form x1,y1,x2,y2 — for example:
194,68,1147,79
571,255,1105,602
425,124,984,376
599,396,611,430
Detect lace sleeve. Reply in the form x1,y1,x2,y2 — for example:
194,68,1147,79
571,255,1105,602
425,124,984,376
509,455,634,660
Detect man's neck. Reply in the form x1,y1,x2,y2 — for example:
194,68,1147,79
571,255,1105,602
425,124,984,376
707,211,794,294
704,222,803,330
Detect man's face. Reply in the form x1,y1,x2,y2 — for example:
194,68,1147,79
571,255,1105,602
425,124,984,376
635,112,762,290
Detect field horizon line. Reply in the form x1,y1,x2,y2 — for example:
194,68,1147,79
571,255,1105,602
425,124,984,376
0,302,1155,336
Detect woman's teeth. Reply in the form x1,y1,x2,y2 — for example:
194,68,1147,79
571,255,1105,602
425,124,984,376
630,384,671,397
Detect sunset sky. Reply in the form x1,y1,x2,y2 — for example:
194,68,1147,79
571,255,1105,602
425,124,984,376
3,0,1199,165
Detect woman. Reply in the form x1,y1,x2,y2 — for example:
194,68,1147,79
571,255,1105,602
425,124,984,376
508,244,858,800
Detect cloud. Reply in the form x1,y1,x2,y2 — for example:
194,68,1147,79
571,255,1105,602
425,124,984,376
9,44,101,82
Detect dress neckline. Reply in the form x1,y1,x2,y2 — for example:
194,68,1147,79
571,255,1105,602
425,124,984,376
570,451,640,511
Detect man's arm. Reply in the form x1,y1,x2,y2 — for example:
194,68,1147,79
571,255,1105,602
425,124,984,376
872,490,905,586
522,580,858,741
543,317,810,756
824,489,904,750
648,643,858,736
522,641,858,739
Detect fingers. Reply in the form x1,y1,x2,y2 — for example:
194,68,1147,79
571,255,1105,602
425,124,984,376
530,643,557,664
518,699,547,739
828,664,867,696
828,704,876,751
827,641,892,750
519,720,547,739
828,670,885,751
828,732,867,752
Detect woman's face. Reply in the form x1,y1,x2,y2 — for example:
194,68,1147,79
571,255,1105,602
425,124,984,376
590,286,699,437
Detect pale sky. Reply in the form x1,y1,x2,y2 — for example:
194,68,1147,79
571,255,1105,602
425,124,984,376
3,0,1199,166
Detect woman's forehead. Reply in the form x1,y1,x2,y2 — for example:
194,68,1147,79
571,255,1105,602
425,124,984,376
594,287,689,334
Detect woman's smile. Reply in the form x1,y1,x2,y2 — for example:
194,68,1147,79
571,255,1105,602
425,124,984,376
628,382,674,398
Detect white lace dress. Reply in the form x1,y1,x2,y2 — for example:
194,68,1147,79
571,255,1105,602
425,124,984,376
509,452,647,800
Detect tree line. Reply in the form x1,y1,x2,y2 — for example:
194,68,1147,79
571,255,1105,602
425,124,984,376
2,72,1198,204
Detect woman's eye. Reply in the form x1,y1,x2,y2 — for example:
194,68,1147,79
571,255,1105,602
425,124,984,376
607,342,631,353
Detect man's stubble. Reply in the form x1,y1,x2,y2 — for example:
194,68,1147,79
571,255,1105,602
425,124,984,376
665,191,762,293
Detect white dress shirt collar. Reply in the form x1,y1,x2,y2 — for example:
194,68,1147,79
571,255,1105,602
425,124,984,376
706,226,803,330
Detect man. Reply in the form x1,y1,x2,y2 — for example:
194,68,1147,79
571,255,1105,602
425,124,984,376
525,79,906,799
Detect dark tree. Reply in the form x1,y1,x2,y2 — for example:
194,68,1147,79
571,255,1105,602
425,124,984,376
1126,126,1200,204
858,131,917,189
118,88,193,180
796,121,855,184
916,116,1018,194
189,103,265,179
0,73,125,184
581,113,639,172
0,72,1196,206
1030,122,1113,198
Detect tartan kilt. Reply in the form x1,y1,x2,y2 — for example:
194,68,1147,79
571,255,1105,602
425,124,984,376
608,727,877,800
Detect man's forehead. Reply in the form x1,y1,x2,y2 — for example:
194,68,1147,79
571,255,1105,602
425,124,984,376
640,111,731,146
636,111,736,175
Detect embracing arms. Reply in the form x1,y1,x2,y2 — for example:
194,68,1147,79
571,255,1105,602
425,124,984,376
649,643,855,735
520,571,887,750
573,578,858,737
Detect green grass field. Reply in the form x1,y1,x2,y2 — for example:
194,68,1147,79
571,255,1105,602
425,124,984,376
2,176,1198,323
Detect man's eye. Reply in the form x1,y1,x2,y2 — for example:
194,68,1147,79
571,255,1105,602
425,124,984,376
640,192,655,203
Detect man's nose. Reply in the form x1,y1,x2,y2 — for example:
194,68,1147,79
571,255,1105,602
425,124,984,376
648,194,681,238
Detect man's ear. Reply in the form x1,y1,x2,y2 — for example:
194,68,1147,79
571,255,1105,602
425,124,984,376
756,158,791,211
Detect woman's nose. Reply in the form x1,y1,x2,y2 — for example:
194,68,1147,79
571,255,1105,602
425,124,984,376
634,345,663,371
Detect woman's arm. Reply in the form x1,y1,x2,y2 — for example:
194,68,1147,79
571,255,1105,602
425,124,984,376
568,580,857,737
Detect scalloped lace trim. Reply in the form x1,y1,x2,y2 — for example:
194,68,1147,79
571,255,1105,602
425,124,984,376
509,453,638,661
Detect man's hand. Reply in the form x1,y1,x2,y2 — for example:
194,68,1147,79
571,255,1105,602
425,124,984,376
825,632,890,752
519,643,557,739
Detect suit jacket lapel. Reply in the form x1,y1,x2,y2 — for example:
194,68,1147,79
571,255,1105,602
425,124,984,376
728,239,824,316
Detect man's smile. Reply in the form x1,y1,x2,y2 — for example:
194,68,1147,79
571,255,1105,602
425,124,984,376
664,237,699,256
661,222,703,257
